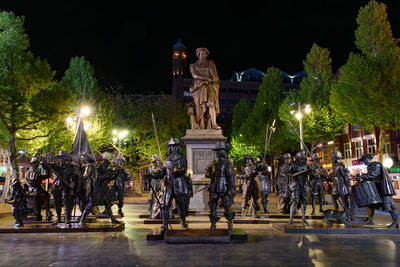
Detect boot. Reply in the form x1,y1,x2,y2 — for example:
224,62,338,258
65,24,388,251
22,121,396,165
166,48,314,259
301,204,309,226
253,210,260,219
46,211,53,222
364,207,375,225
118,203,124,217
227,221,233,231
209,215,220,230
288,205,295,225
160,208,169,234
311,209,316,216
241,208,247,219
387,210,399,229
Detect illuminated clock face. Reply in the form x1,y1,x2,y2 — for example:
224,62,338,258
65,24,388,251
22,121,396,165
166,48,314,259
181,52,187,59
173,51,180,58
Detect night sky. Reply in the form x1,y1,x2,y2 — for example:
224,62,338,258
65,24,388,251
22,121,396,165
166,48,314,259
2,1,400,94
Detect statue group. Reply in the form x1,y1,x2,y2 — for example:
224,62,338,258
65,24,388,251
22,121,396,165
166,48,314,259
7,151,131,227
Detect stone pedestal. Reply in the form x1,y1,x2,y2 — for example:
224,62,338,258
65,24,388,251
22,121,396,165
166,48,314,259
181,129,226,211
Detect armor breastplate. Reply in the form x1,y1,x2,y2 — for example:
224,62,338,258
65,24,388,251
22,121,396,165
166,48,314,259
258,173,271,192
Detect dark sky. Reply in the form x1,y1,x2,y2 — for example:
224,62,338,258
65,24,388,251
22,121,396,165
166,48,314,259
2,1,400,93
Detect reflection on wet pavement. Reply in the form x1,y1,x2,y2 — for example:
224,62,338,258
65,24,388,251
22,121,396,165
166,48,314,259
0,204,399,266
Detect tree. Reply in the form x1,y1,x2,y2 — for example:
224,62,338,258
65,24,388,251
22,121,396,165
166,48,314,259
108,92,189,164
330,0,400,162
0,11,71,179
59,56,114,153
239,67,287,157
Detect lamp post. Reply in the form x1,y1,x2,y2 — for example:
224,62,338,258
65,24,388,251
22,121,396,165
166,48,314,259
290,103,311,150
113,129,129,157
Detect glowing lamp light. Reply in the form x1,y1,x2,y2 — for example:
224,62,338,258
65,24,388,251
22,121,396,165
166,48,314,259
304,104,311,114
112,129,118,135
383,157,393,168
327,141,334,145
295,112,302,120
113,137,118,143
66,117,73,125
80,106,91,117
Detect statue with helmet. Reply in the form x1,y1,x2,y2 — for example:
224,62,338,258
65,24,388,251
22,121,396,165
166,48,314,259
143,154,166,219
78,152,97,214
285,151,313,225
43,150,80,226
79,157,120,226
275,153,292,214
205,141,235,230
25,154,53,221
355,154,398,228
5,179,28,227
160,138,191,234
107,156,131,217
254,157,272,214
308,152,327,215
329,149,351,215
240,154,261,218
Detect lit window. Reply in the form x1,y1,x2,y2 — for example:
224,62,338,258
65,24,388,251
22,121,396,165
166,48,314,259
367,139,376,154
355,141,363,159
344,143,351,159
181,52,187,59
173,51,179,58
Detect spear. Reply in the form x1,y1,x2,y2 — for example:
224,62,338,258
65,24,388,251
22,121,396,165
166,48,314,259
151,113,162,161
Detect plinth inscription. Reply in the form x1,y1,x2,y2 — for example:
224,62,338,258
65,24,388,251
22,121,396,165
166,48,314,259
192,149,215,174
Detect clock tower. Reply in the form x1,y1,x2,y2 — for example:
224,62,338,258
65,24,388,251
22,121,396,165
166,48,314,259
172,39,186,98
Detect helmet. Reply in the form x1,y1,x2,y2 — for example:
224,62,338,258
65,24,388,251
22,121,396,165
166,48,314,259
30,157,40,164
151,154,160,162
166,138,180,146
359,154,373,164
212,141,229,151
243,155,253,164
311,153,322,162
295,151,306,163
283,153,291,160
330,149,342,162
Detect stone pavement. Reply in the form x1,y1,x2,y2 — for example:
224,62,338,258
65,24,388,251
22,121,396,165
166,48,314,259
0,194,399,266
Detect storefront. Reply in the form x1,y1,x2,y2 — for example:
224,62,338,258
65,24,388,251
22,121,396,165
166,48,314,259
388,168,400,199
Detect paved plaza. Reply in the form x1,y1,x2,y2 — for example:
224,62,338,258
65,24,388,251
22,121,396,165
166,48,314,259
0,196,399,267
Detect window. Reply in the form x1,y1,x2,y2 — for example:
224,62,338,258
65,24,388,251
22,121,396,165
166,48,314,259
355,141,363,159
384,135,391,154
344,143,351,159
352,125,360,131
367,138,376,154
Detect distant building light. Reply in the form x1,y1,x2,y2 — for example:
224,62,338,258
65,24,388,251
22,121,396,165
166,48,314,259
327,141,334,145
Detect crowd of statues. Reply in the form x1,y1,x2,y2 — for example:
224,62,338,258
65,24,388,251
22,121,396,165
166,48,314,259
6,151,130,227
143,139,398,233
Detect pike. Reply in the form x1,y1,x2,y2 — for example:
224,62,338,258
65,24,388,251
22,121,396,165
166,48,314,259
263,119,276,163
151,113,162,161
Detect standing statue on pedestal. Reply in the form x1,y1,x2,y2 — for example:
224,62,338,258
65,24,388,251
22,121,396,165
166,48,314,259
189,48,220,130
144,154,166,219
356,154,398,228
78,153,96,214
25,156,53,221
79,158,120,226
5,179,28,227
107,157,130,217
330,150,351,214
206,141,235,231
255,158,271,214
44,152,80,226
286,151,312,226
240,155,260,218
308,153,326,215
160,138,191,234
275,153,292,214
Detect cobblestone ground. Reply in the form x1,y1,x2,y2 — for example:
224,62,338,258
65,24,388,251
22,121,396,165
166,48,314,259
0,194,399,267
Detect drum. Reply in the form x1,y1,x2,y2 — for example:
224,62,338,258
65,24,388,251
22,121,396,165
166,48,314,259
351,180,382,208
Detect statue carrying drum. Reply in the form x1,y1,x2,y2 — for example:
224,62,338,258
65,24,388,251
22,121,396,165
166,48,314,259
353,154,398,228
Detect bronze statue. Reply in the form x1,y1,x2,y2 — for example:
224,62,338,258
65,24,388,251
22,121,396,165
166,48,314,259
275,153,291,214
356,154,398,228
206,141,235,231
25,156,53,221
160,138,191,234
5,179,28,227
240,155,261,218
189,48,220,130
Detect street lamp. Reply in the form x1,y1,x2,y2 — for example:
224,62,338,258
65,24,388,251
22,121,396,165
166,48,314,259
290,103,311,150
113,129,128,156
